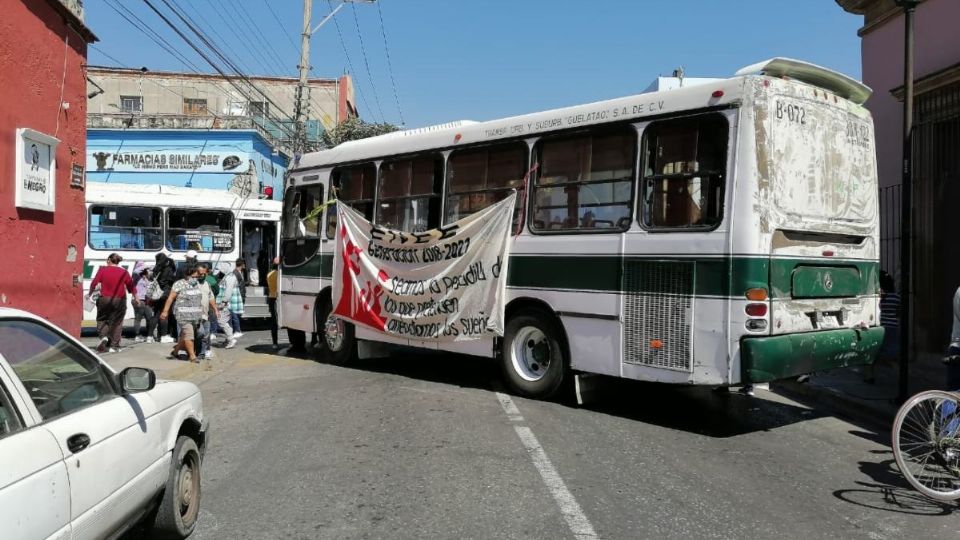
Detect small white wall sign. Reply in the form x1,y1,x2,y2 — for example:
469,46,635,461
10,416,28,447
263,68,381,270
15,128,59,212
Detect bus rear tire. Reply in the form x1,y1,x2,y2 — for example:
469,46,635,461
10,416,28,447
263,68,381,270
501,309,569,399
317,296,356,364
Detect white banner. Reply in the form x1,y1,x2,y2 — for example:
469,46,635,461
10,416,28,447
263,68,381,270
332,194,515,341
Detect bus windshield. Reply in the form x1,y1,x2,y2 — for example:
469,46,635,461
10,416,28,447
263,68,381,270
282,184,324,239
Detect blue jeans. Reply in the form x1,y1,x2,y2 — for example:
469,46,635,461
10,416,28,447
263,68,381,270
197,320,211,356
231,311,242,333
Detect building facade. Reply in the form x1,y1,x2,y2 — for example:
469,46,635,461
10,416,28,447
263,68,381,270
838,0,960,358
0,0,96,335
87,67,356,152
86,127,289,193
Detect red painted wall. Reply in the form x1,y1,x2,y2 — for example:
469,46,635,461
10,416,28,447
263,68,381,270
0,1,92,335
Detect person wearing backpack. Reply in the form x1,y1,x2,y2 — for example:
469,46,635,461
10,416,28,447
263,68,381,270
159,264,219,362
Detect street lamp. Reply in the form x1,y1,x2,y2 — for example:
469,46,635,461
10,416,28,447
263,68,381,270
894,0,921,403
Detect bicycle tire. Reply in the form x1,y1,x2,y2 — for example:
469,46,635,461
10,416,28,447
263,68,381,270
892,390,960,501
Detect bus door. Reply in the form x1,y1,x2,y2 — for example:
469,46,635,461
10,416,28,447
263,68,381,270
240,219,277,286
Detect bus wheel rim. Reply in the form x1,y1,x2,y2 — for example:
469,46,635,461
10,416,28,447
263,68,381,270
511,326,550,382
325,315,345,352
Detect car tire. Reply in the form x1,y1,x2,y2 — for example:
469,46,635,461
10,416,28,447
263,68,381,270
316,295,356,364
152,435,202,539
501,309,569,399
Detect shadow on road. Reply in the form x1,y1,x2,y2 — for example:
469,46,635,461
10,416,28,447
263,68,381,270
300,347,827,438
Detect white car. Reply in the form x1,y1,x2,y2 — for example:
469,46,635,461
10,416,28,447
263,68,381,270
0,308,208,539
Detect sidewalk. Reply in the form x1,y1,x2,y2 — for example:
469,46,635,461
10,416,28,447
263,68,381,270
773,357,952,429
83,333,287,385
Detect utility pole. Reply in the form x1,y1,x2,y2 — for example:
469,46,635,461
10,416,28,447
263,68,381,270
895,0,920,403
293,0,313,160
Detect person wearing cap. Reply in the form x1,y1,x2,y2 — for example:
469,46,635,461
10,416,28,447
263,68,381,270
266,256,280,350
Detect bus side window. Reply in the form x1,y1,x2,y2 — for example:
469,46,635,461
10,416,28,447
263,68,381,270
445,142,527,230
640,115,727,230
531,129,636,233
88,205,163,251
378,155,442,232
326,164,376,239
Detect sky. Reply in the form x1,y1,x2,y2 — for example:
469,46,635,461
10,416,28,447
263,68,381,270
86,0,865,129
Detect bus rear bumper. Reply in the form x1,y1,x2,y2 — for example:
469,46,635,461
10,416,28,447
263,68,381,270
741,327,885,384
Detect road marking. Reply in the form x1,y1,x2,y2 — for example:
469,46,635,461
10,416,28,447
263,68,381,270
514,426,599,540
494,391,524,422
494,391,598,540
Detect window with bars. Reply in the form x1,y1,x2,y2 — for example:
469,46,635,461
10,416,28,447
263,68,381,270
248,101,269,117
183,98,208,116
378,155,443,232
119,95,142,113
326,163,377,239
531,129,636,232
640,115,727,230
445,142,527,229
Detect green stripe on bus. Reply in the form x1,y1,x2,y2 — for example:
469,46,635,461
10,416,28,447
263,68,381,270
281,253,878,298
83,260,95,279
506,255,876,298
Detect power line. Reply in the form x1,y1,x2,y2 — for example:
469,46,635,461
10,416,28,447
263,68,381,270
263,0,300,56
102,0,204,72
327,0,377,123
231,0,294,75
376,1,404,126
140,0,300,140
350,2,385,123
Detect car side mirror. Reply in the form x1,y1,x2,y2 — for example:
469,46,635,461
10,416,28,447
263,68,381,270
120,367,156,394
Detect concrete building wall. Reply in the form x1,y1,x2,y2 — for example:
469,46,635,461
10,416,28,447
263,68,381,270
858,0,960,192
87,68,347,130
0,0,95,335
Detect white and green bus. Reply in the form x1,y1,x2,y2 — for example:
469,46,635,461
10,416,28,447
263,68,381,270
83,182,282,324
279,58,883,399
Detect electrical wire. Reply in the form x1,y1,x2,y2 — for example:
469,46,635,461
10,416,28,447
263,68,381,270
102,0,204,73
232,0,293,74
327,0,377,123
54,33,69,137
376,0,404,126
349,1,385,123
262,0,300,56
143,0,299,139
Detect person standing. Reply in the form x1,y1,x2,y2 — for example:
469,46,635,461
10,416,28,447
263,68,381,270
863,271,901,384
153,253,177,343
228,259,247,337
947,285,960,390
131,262,156,343
200,262,220,343
266,256,280,350
90,253,138,353
214,267,239,349
160,265,218,363
196,264,218,360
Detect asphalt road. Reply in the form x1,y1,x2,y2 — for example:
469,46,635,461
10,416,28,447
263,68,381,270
99,328,960,539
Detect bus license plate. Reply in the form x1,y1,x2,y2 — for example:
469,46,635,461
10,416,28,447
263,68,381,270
818,313,841,329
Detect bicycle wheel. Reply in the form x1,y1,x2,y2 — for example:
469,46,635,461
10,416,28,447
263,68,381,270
892,390,960,501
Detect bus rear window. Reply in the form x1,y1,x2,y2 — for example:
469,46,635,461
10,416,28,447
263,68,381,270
641,115,727,230
88,205,163,251
167,209,234,252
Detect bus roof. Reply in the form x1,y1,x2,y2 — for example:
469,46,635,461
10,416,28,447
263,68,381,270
293,57,870,172
86,182,281,213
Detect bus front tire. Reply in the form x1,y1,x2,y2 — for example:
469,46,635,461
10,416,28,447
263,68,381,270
501,309,569,399
317,297,356,364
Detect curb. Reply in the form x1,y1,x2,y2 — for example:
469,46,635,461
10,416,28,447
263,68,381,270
773,379,898,432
